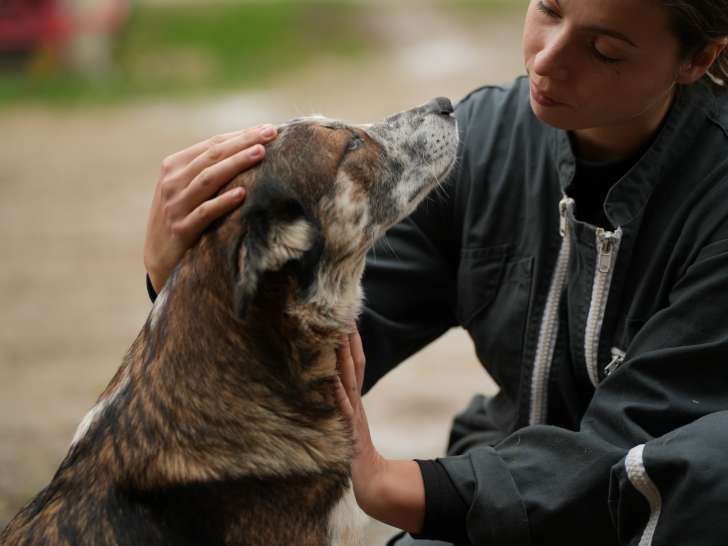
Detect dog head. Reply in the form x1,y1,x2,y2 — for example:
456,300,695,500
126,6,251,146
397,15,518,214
230,98,458,326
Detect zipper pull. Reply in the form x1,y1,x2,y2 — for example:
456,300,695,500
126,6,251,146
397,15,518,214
596,229,618,274
559,197,573,237
604,348,626,377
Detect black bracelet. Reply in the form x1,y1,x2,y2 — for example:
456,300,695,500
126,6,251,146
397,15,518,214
146,273,158,303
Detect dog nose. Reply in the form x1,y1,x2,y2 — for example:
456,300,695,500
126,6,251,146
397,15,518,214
426,97,454,116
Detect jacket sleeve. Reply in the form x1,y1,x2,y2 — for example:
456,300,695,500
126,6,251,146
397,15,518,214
359,172,460,392
427,238,728,545
609,411,728,546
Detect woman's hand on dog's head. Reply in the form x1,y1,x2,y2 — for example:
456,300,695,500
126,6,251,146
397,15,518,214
144,124,278,293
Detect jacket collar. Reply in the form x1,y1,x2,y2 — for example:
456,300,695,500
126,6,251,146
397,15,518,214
548,82,718,227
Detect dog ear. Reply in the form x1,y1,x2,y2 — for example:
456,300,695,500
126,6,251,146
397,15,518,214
234,178,322,319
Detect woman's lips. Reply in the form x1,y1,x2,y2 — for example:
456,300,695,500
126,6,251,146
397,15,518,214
530,81,564,107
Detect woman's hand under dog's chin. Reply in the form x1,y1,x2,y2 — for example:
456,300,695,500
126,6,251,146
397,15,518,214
335,328,426,535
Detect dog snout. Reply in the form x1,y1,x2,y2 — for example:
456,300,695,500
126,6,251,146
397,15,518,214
425,97,454,116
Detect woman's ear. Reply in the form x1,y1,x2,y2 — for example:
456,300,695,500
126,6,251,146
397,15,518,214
676,37,728,85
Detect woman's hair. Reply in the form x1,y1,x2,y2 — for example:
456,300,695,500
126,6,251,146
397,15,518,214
661,0,728,90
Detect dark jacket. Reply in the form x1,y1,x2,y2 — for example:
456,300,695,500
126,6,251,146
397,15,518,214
359,76,728,545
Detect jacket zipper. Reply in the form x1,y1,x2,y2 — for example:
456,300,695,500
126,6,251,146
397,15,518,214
529,196,574,425
604,347,626,377
584,227,623,386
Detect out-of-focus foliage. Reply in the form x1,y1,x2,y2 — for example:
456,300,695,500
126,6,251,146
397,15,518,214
440,0,527,12
0,2,369,106
0,0,527,108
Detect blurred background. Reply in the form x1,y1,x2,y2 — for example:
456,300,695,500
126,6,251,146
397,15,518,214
0,0,525,541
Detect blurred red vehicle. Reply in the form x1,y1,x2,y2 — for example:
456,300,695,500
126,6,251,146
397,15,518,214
0,0,129,55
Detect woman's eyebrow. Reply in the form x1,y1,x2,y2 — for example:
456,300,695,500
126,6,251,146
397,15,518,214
552,0,639,48
579,25,638,48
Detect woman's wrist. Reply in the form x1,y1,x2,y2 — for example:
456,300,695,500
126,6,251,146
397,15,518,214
147,270,166,295
353,454,425,535
146,261,172,295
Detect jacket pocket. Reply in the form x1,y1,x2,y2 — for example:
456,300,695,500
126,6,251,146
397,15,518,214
457,246,533,391
456,244,510,327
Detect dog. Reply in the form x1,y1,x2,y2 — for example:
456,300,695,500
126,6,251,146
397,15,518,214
0,97,458,546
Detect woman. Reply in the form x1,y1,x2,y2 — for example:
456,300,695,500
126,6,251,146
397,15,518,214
144,0,728,544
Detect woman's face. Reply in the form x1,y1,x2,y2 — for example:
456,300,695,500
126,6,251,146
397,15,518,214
523,0,685,133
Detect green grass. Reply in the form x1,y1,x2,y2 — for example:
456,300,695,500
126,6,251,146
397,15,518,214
0,2,369,107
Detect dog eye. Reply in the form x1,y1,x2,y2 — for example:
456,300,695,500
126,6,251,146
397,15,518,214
347,135,363,152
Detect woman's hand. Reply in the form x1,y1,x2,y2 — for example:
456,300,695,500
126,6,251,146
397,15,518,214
335,327,426,534
144,125,278,293
335,327,382,478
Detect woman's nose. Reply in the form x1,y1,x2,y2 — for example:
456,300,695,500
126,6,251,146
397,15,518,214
532,31,570,81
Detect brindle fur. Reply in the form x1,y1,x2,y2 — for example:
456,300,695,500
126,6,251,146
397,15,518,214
0,98,457,546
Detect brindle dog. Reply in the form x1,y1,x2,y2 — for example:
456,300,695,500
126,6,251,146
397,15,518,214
0,98,458,546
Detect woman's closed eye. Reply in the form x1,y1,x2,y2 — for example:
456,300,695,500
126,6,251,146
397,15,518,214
535,1,626,65
590,41,623,65
536,0,559,19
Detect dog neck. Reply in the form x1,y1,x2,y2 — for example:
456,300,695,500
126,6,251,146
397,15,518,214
288,250,367,338
65,238,353,495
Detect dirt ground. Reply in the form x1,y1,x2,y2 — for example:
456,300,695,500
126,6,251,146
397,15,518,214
0,4,525,541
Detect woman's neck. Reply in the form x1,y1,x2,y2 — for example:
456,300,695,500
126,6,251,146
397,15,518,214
571,86,676,162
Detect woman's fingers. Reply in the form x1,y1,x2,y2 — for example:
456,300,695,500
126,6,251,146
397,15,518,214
349,326,366,393
336,335,378,467
175,186,248,239
335,341,356,420
181,143,266,208
163,125,277,230
163,128,248,172
180,126,277,195
337,338,359,398
334,376,354,420
158,124,276,205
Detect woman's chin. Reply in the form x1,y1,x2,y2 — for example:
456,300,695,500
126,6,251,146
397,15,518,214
529,98,585,131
